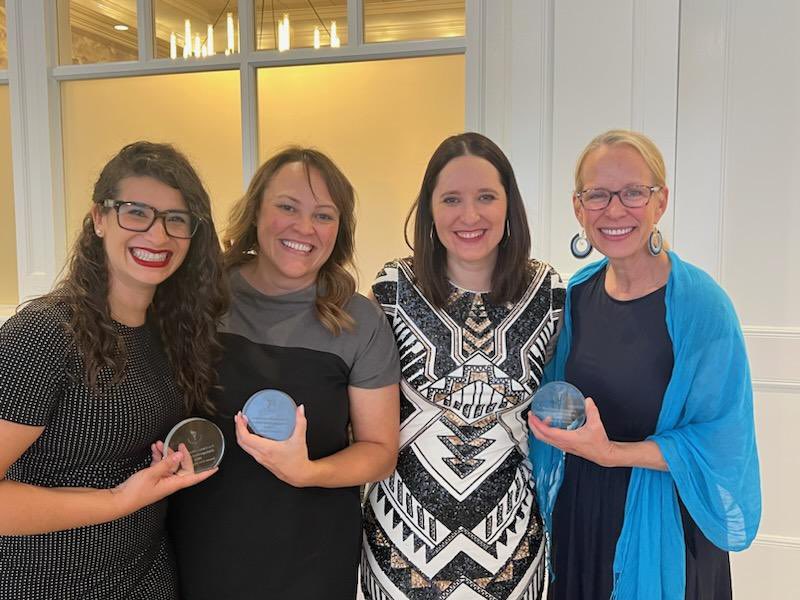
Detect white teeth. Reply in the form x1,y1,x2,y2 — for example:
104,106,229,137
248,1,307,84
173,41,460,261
456,231,483,239
600,227,634,236
132,248,168,262
281,240,312,252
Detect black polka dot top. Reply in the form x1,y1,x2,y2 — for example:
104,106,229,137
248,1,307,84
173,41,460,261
0,301,185,599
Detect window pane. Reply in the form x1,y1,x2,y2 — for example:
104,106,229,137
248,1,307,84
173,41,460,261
0,1,8,69
257,55,464,291
60,71,243,243
58,0,138,65
154,0,240,60
0,84,17,306
364,0,465,43
254,0,347,51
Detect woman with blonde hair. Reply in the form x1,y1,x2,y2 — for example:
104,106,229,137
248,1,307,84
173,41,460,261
529,130,760,599
170,147,400,599
0,141,227,599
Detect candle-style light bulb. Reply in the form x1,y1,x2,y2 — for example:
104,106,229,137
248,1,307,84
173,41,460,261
183,19,191,58
194,33,201,57
207,24,215,56
278,14,290,52
330,20,340,48
313,26,320,49
170,32,177,59
227,12,235,54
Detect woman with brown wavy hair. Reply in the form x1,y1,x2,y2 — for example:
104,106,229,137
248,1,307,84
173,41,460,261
0,141,228,600
169,147,400,600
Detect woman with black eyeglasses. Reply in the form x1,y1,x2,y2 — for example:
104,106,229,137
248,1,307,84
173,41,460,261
0,141,228,600
528,130,760,599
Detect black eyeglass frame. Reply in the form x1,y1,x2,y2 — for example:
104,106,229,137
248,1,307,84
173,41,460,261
575,185,662,210
102,199,203,239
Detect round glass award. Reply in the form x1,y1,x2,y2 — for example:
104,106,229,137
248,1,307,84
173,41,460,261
530,381,586,430
242,389,297,441
163,417,225,472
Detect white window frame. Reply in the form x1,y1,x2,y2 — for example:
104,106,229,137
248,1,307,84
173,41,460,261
4,0,478,313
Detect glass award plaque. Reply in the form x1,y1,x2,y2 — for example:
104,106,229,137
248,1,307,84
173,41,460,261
530,381,586,430
163,417,225,473
242,389,297,441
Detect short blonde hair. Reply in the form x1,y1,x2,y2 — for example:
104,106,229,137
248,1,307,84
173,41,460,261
574,129,666,191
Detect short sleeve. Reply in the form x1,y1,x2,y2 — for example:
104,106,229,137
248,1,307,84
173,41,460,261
348,296,401,390
371,260,400,320
0,303,72,426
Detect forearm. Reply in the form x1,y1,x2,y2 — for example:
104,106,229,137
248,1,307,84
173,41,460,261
0,479,127,535
302,441,397,488
608,439,668,471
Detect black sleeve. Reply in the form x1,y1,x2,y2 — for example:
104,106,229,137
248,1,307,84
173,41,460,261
0,303,72,426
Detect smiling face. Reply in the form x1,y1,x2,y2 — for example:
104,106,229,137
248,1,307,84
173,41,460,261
92,175,191,300
251,161,339,295
574,144,668,261
431,154,508,278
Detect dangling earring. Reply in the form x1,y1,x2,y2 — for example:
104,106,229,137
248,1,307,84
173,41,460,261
505,219,511,240
648,227,663,256
429,224,435,242
570,230,592,259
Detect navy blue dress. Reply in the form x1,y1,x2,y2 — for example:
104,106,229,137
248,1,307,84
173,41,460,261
549,269,731,600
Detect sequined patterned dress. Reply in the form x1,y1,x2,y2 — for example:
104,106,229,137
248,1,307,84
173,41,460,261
362,258,565,600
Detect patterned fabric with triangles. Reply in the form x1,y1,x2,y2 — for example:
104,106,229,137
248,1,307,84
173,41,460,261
362,258,565,600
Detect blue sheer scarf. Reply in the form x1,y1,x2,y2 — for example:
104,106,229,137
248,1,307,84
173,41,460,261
531,250,761,599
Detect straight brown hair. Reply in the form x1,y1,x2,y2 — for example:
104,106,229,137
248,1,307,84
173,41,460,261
405,132,532,308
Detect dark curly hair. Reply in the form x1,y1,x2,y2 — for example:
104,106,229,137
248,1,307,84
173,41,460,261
41,141,228,414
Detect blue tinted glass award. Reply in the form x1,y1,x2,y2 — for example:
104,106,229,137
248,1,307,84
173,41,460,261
530,381,586,430
242,389,297,441
163,417,225,472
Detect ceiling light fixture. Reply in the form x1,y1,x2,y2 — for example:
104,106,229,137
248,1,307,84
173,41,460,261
113,24,129,31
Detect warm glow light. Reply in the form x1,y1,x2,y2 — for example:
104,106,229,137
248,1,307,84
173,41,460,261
207,24,215,56
278,14,290,52
330,21,340,48
313,27,320,49
113,24,129,31
183,19,191,58
226,12,235,54
194,33,201,58
170,32,177,59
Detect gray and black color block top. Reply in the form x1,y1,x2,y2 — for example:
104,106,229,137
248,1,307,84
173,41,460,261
0,301,184,600
169,269,400,600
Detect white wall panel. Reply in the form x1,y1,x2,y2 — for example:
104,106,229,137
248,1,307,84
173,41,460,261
466,0,798,595
717,0,800,328
751,389,800,541
731,541,800,600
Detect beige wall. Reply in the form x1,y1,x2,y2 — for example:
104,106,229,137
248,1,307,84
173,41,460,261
257,54,465,292
0,84,17,306
61,70,243,243
58,57,464,295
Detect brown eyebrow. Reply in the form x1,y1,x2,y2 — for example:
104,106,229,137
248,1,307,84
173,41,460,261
439,188,500,197
274,194,339,212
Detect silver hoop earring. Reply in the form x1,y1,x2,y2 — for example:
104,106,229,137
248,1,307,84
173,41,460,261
505,219,511,241
429,224,435,242
95,229,103,238
647,228,663,256
570,231,592,259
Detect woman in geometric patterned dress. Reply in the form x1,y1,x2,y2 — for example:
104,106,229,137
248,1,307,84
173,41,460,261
362,132,565,600
0,142,227,600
